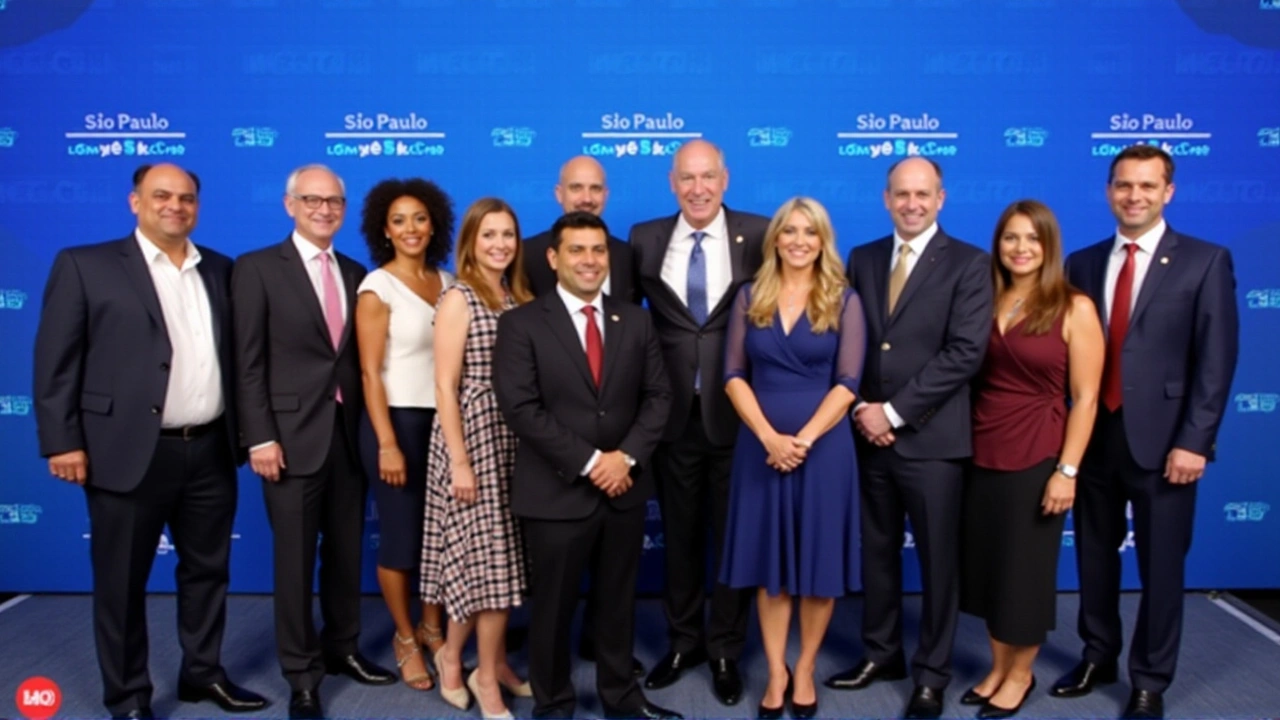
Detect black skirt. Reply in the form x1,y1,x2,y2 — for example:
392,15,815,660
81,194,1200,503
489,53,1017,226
358,407,435,570
960,457,1066,646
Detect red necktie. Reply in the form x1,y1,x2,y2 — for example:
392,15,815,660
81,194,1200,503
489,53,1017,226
582,305,603,387
1102,242,1139,411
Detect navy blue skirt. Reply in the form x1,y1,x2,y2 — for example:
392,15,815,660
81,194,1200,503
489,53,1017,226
359,407,434,570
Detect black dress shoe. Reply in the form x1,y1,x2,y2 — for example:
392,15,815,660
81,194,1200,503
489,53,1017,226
177,679,269,713
1122,689,1164,720
757,666,792,720
711,658,743,706
1050,660,1118,698
113,709,154,720
604,701,683,719
644,648,707,689
289,689,323,720
823,656,908,690
977,676,1036,719
325,652,396,685
960,687,990,706
904,685,944,720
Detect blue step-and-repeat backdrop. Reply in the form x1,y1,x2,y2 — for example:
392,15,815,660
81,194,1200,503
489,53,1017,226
1,0,1277,594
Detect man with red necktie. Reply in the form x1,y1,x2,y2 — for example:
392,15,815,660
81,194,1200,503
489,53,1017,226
1057,145,1239,720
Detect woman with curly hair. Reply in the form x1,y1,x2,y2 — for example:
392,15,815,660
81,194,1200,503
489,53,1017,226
354,177,455,690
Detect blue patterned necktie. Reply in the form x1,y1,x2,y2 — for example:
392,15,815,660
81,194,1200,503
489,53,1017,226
687,230,708,326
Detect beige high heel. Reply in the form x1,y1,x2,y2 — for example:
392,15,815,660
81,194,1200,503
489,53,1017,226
467,669,514,720
499,674,532,698
434,647,472,710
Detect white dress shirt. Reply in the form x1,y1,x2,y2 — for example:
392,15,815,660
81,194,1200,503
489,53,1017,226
882,222,940,429
134,230,223,427
1104,219,1166,319
660,207,732,316
557,283,609,476
292,230,348,321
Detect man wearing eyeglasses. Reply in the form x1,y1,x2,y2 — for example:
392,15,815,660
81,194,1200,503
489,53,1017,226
232,164,393,720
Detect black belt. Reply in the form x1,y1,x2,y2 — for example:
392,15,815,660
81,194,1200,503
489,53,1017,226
159,417,220,440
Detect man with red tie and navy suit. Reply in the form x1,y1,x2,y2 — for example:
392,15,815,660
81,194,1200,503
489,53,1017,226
1053,145,1239,720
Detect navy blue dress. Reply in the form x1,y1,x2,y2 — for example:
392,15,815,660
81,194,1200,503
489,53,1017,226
719,284,866,598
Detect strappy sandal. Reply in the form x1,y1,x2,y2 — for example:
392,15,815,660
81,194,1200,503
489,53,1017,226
416,620,445,669
393,632,434,691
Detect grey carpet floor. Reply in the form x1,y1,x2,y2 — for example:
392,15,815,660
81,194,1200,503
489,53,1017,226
1,592,1277,719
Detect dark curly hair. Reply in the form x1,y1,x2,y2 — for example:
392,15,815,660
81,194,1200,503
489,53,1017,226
359,178,455,268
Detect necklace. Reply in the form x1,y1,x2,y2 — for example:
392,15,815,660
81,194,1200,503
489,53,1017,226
781,284,811,311
1005,297,1025,321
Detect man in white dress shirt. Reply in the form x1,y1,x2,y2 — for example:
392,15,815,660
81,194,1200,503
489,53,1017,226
34,163,268,719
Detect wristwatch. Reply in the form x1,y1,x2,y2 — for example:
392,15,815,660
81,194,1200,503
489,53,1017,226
1056,463,1079,479
622,453,637,468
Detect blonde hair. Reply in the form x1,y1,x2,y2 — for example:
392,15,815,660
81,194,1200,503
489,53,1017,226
454,197,533,311
748,197,847,333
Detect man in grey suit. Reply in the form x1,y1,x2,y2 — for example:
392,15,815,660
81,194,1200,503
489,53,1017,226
232,164,393,720
629,139,768,706
34,163,267,720
824,157,993,720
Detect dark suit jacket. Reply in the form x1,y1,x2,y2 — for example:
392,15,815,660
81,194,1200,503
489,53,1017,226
848,228,993,460
523,230,639,304
232,236,367,476
34,234,240,492
1066,227,1238,470
629,208,768,446
493,291,672,521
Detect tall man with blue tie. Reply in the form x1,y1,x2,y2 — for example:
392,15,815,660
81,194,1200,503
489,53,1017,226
629,140,768,706
1054,145,1238,720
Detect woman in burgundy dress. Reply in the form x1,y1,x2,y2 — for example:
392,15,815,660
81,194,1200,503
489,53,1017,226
960,200,1105,719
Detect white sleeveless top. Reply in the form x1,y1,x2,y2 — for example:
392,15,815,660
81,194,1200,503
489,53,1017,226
357,267,453,409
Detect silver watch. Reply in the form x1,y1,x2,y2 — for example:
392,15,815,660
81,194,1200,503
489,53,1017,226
623,453,637,468
1056,463,1079,479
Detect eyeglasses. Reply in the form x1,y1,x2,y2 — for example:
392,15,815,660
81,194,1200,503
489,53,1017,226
290,194,347,210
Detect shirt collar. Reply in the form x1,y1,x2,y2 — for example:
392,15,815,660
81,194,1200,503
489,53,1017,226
892,222,939,256
1112,219,1166,256
134,228,199,269
292,230,336,264
556,282,603,318
674,206,727,243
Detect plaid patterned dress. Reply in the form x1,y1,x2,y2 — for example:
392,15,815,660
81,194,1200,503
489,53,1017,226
420,282,525,621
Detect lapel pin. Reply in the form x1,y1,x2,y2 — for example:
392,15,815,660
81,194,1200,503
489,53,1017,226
1160,256,1169,265
735,235,743,244
610,314,620,322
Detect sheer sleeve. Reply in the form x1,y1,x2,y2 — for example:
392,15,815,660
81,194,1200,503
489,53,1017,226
834,289,867,395
723,284,752,385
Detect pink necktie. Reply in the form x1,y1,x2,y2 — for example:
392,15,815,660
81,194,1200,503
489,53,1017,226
319,252,344,403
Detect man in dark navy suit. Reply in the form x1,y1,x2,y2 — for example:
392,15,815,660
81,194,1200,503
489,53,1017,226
1052,145,1239,720
33,163,267,720
824,157,993,720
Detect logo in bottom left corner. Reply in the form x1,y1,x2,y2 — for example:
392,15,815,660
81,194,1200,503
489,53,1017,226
15,677,62,720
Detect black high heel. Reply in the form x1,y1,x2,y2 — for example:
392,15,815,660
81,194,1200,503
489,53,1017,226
977,676,1036,719
757,667,792,719
961,687,991,706
789,669,817,719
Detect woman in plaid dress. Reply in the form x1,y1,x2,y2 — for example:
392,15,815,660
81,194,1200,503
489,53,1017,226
421,197,534,718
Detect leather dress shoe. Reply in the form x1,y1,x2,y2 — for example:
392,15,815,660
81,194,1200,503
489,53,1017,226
578,643,646,677
325,652,396,685
711,658,743,706
113,709,154,720
604,701,683,719
177,679,269,712
1050,660,1118,698
977,676,1035,719
1123,689,1164,720
904,685,944,720
960,687,990,706
289,689,323,720
823,657,907,690
644,648,707,689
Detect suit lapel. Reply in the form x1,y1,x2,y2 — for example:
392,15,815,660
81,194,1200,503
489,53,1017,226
865,238,892,328
707,208,750,321
643,214,698,328
336,253,361,354
278,238,335,349
116,235,168,335
194,250,224,348
1129,227,1179,329
1086,242,1110,327
600,297,627,393
888,231,947,325
544,294,598,394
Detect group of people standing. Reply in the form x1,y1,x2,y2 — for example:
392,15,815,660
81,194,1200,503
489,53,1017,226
34,138,1237,720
